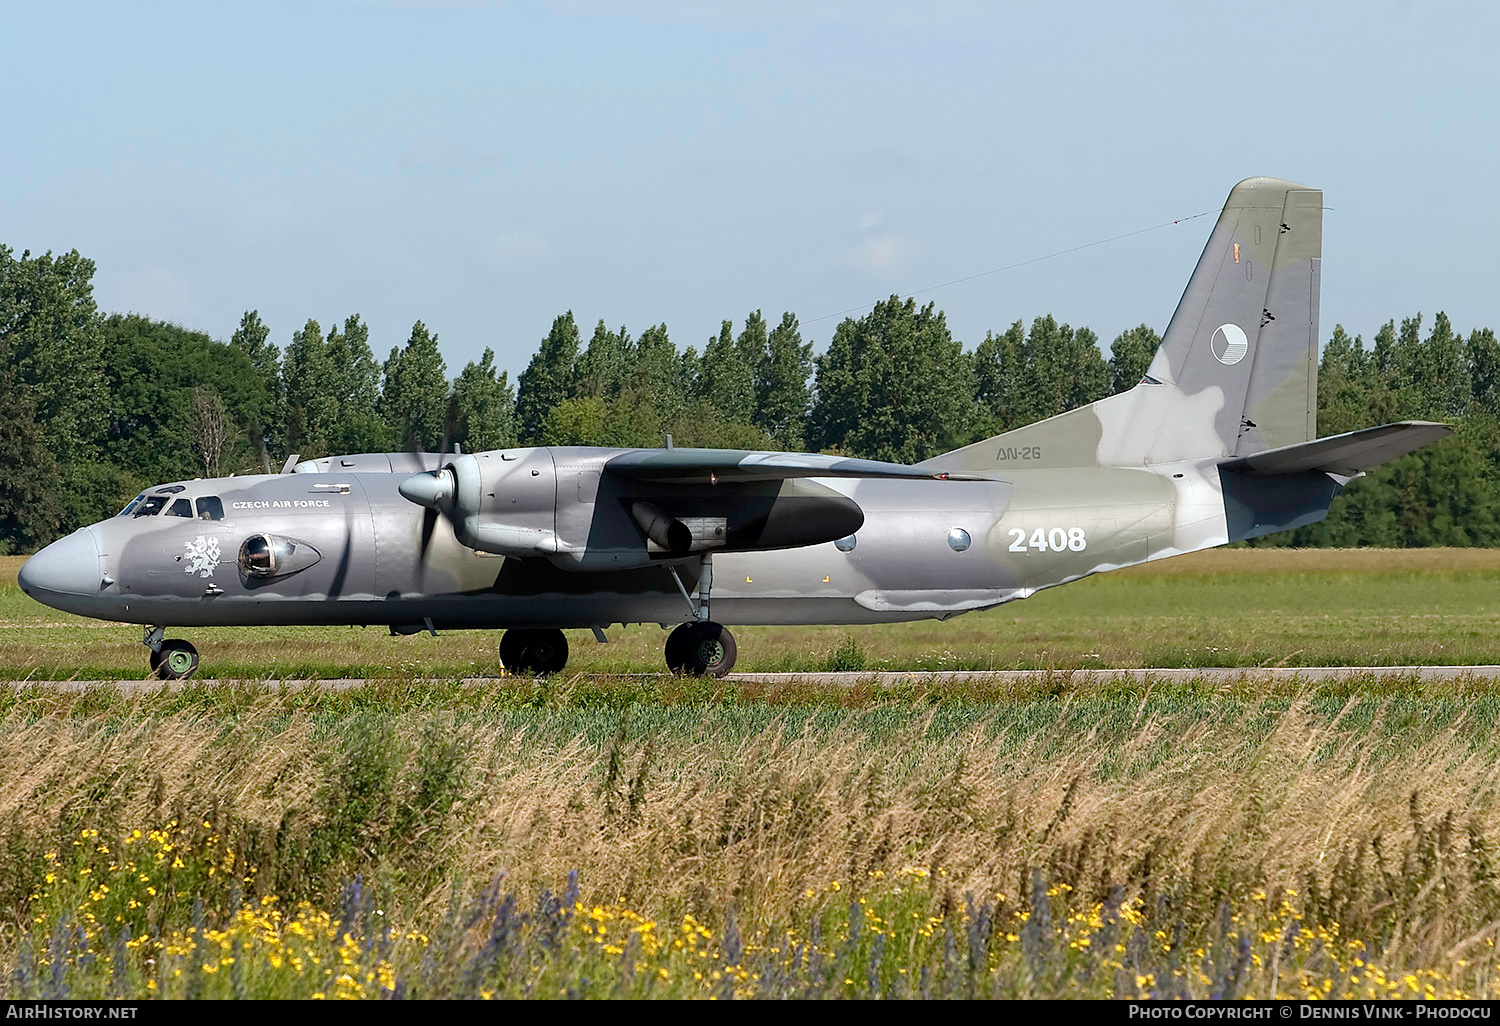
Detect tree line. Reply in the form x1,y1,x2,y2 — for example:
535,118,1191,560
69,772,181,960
0,243,1494,553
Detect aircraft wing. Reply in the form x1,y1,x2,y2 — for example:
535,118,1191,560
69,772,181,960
603,449,979,484
1219,421,1452,477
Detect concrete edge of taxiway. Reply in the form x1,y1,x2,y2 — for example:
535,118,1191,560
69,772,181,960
10,666,1500,692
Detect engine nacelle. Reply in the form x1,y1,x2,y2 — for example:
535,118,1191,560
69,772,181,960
399,447,866,571
399,449,563,558
448,449,561,555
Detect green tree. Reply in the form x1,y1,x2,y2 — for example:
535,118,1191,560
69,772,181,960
1289,469,1400,547
571,320,631,400
1385,431,1499,545
663,400,775,450
0,246,107,464
100,314,269,484
282,319,337,458
1022,315,1109,421
736,310,770,389
1371,313,1471,421
452,348,517,452
325,314,388,453
1317,325,1379,435
229,310,283,468
1107,324,1161,394
755,312,812,450
229,309,276,375
516,312,580,443
697,319,755,425
380,321,450,451
0,364,63,552
972,320,1028,434
809,296,973,463
538,396,610,446
626,322,687,425
1469,328,1500,418
1422,312,1472,418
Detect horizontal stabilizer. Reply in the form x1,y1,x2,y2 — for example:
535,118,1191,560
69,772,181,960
1218,421,1451,477
605,449,977,484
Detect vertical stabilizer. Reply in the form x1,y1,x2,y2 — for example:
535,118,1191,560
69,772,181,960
922,177,1323,473
1148,177,1322,456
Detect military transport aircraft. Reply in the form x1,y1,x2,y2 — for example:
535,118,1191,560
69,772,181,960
19,177,1451,679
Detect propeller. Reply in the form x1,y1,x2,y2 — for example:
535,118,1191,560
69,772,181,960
403,394,464,562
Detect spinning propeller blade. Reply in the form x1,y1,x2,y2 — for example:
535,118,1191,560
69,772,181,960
402,398,462,564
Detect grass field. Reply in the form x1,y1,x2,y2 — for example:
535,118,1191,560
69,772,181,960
8,677,1500,998
7,548,1500,998
3,548,1499,679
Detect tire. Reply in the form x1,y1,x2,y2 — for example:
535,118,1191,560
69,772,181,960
664,623,693,673
154,640,199,681
666,621,736,677
500,628,569,676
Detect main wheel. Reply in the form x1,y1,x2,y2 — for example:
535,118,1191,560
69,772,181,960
153,640,200,681
664,624,691,672
665,621,737,677
499,628,569,676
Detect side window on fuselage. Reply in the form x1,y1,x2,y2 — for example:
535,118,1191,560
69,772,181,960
196,496,224,521
133,496,168,518
166,498,192,517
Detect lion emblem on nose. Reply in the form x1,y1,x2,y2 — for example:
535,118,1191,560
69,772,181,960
184,536,222,578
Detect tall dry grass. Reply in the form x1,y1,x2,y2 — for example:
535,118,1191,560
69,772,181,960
2,683,1499,950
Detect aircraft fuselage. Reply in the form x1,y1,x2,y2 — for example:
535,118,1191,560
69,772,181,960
18,447,1227,632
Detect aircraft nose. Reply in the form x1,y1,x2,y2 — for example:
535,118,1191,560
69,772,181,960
18,528,102,604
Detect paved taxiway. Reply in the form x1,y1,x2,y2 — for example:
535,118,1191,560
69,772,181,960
15,666,1500,692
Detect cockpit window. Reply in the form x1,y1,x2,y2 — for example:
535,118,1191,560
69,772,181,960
133,496,168,518
118,495,146,517
166,498,192,517
196,496,224,521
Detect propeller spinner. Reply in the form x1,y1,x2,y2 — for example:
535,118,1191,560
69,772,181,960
397,466,456,512
399,464,459,558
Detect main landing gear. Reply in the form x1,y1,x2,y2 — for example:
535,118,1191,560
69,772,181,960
662,552,737,677
665,620,737,677
143,626,200,680
499,627,569,676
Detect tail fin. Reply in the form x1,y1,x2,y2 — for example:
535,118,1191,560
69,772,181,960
923,177,1323,473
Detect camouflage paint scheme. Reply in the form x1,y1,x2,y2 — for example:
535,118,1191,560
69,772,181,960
20,178,1451,638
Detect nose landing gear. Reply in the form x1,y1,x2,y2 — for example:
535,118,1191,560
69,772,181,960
143,627,200,680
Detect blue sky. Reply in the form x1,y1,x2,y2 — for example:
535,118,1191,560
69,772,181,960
4,1,1497,377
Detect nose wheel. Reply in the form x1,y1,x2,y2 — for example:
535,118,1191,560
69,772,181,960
148,639,200,680
499,628,569,676
665,621,737,677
